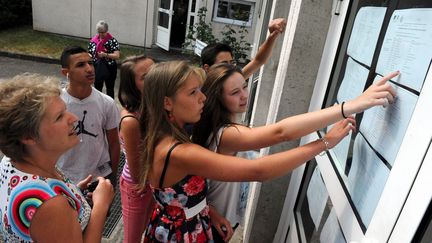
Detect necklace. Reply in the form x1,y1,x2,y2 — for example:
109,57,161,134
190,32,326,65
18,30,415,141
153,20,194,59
36,166,64,181
14,161,64,181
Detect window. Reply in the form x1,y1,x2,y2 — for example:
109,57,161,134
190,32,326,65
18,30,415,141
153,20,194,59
320,0,432,232
294,160,347,243
158,12,169,28
213,0,255,26
160,0,171,9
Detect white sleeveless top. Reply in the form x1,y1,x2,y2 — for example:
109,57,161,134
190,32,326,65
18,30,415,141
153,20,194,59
207,127,250,226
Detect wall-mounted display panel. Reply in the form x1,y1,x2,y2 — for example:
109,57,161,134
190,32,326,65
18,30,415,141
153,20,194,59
277,0,432,242
321,0,432,236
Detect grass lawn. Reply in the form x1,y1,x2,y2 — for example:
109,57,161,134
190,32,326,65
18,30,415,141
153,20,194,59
0,26,145,60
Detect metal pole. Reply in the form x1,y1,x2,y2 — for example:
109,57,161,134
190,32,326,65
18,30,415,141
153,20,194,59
89,0,93,37
144,0,150,54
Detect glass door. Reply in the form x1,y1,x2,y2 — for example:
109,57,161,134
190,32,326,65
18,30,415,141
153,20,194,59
156,0,174,51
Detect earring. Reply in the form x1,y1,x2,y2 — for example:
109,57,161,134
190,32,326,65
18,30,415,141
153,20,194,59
168,112,175,123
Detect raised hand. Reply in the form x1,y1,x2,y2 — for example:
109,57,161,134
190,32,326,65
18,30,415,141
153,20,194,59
268,18,287,34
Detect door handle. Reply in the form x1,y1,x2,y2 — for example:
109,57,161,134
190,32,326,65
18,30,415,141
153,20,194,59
334,0,343,15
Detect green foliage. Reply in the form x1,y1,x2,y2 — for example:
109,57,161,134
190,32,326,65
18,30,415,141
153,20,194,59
183,7,218,55
0,0,32,30
195,8,218,44
220,24,251,62
183,7,251,63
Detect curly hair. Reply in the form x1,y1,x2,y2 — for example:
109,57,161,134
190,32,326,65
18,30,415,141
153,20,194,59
0,73,60,162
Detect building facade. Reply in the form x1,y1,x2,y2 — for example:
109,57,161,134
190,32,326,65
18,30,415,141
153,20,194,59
248,0,432,242
32,0,261,52
33,0,432,242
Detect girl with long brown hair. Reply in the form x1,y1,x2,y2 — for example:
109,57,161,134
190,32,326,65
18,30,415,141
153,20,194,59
139,61,397,242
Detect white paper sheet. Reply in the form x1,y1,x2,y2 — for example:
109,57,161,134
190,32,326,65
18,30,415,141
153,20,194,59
347,134,390,227
307,167,329,229
360,76,418,166
347,7,387,66
320,208,346,243
337,57,370,103
376,9,432,92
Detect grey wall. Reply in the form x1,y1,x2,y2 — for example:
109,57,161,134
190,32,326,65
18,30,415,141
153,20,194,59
32,0,155,47
91,0,155,47
32,0,256,50
33,0,91,37
248,0,333,242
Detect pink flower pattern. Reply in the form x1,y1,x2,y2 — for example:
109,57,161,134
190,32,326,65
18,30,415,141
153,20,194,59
183,176,206,196
144,175,212,242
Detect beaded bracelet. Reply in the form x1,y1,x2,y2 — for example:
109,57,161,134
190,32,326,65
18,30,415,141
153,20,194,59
319,137,330,156
322,137,330,150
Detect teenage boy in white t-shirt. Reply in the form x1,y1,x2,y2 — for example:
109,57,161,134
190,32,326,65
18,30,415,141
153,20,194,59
58,46,120,185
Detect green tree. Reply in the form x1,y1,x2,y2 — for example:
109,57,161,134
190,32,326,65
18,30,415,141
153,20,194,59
183,7,251,63
220,24,251,62
183,7,218,53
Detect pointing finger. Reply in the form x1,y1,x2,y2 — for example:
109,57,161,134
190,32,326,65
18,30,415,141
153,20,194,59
375,71,400,86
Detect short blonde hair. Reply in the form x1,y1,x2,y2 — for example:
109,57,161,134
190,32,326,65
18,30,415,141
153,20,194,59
0,73,61,162
96,20,108,33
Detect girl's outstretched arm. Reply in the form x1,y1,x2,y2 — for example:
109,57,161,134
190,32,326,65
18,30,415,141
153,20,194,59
218,71,398,154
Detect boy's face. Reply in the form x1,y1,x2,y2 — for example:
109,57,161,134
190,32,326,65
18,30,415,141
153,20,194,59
63,52,95,85
214,51,236,65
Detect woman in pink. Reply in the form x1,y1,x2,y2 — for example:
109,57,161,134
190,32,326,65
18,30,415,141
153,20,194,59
88,20,120,99
118,55,156,242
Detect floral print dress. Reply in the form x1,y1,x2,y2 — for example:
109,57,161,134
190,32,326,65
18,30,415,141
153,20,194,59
144,143,213,243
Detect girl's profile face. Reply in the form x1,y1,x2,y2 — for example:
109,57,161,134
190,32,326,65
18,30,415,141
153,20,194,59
134,59,154,93
222,72,249,115
166,74,206,127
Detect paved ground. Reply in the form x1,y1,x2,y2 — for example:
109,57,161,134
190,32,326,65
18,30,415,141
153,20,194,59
0,55,122,105
0,55,63,79
0,53,243,243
